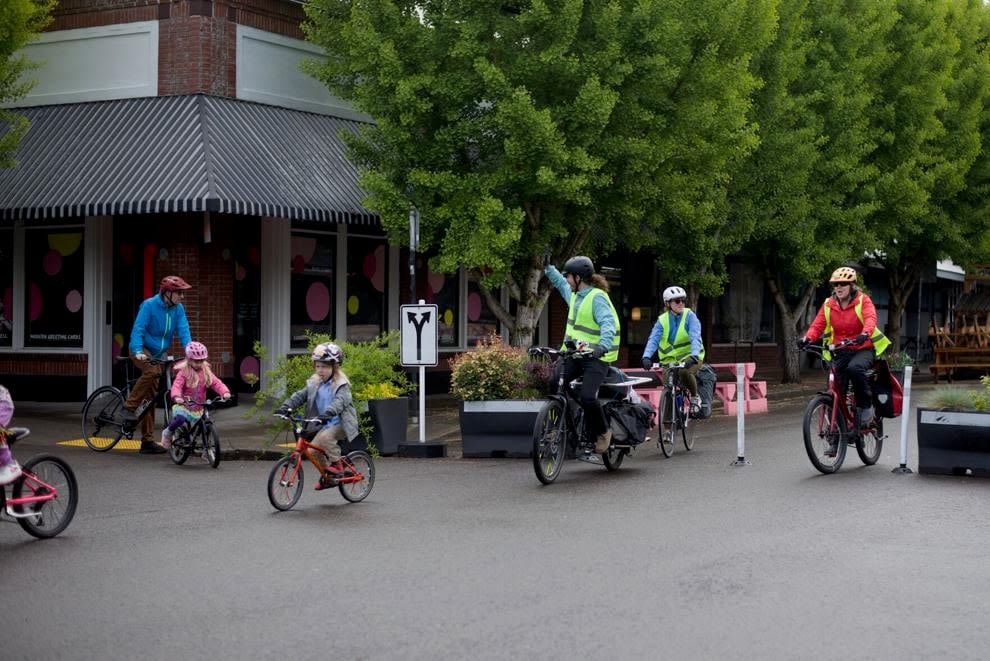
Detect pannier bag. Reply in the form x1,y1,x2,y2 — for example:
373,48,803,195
696,363,717,419
871,360,904,418
606,400,655,445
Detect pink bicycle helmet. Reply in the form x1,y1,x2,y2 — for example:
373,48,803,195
185,341,209,361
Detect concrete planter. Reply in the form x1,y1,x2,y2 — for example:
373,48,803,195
368,397,408,456
917,407,990,476
460,400,544,458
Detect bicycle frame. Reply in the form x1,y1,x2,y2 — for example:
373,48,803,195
279,417,366,486
807,344,871,439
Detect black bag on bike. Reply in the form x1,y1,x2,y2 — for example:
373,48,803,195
696,363,717,420
871,360,904,419
605,400,654,445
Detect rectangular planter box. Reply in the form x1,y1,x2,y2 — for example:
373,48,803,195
917,408,990,476
368,397,409,456
460,400,544,458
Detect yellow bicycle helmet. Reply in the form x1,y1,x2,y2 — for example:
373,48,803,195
829,266,858,284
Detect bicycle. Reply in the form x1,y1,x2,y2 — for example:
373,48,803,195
0,427,78,538
530,343,652,485
81,356,177,451
266,413,375,511
650,361,698,458
168,398,223,468
799,340,886,474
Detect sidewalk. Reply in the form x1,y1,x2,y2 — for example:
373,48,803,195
10,367,938,460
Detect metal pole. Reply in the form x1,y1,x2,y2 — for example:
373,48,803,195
419,364,426,443
893,365,914,474
409,207,419,305
732,362,750,466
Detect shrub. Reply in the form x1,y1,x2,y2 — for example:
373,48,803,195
449,333,540,401
885,352,915,370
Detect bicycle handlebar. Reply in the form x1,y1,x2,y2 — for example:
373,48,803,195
273,413,324,424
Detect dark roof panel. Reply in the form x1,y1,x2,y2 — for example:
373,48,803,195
0,94,376,224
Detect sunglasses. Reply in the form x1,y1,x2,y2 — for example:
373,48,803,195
669,298,686,304
831,283,850,289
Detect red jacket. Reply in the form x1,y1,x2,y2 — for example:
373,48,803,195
805,292,878,351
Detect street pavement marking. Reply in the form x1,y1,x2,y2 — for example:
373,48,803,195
58,439,143,451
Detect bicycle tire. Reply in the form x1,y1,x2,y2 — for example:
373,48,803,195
856,416,883,465
602,446,626,471
657,390,675,458
339,450,375,502
205,426,221,469
681,394,696,451
267,456,303,511
802,394,847,474
12,455,78,539
81,386,127,452
532,399,568,485
169,426,191,465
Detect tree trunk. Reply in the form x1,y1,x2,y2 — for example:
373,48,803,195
883,260,923,354
763,262,817,384
479,263,552,348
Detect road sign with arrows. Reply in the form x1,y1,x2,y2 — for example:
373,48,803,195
400,303,438,367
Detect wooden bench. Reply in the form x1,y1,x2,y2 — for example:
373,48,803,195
708,362,768,415
931,347,990,383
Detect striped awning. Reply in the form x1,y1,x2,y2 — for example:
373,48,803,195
0,94,378,224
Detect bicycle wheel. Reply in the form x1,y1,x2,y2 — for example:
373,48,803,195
169,427,191,465
681,394,696,451
205,426,221,469
339,450,375,503
856,416,883,465
13,455,78,539
802,394,847,474
532,399,567,485
81,386,126,452
602,446,626,471
267,456,303,511
657,391,675,458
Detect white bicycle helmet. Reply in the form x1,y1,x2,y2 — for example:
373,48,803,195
662,285,687,303
311,342,344,365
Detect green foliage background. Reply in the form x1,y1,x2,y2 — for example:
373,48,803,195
0,0,54,167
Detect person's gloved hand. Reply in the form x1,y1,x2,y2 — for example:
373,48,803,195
222,393,231,401
641,357,653,370
796,336,810,349
853,333,869,344
685,355,699,367
274,406,290,417
174,396,184,404
134,352,148,362
542,246,551,268
588,343,606,359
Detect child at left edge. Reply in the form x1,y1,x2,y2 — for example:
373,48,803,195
161,341,231,449
0,384,21,484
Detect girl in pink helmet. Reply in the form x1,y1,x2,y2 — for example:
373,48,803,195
160,341,231,450
0,384,22,484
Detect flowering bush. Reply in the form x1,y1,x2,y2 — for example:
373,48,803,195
449,333,545,400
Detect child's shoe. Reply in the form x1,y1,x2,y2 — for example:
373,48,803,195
0,459,22,485
314,472,337,491
160,429,172,449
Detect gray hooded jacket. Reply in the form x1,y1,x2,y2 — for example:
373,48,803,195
281,373,360,442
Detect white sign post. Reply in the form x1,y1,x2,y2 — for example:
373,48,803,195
400,301,438,443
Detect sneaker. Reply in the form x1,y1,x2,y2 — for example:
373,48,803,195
139,441,166,455
858,406,875,429
823,438,838,458
314,473,337,491
0,459,22,485
594,430,612,454
160,430,172,449
690,396,702,417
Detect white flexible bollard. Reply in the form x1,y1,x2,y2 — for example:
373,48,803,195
893,365,913,474
732,362,750,466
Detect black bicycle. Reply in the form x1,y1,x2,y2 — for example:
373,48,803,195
530,343,652,485
651,361,697,457
80,356,177,451
168,398,223,468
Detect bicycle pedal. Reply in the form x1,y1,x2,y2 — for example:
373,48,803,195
578,453,602,465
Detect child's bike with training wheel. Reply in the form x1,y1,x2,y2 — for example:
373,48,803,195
168,398,223,468
266,413,375,511
0,428,78,538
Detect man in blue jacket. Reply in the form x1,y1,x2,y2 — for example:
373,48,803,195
123,275,193,454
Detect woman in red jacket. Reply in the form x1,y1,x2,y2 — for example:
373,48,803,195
798,267,891,439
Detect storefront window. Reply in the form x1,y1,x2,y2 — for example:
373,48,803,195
346,237,388,342
0,229,12,347
290,231,335,349
466,276,499,345
416,257,459,347
24,228,84,348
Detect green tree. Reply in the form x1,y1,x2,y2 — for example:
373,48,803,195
0,0,54,167
304,0,774,346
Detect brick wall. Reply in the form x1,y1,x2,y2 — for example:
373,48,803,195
0,353,87,377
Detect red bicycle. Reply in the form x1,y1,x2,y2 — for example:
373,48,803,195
800,340,886,474
266,414,375,511
0,428,79,538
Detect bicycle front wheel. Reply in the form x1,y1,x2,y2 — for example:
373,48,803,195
681,395,696,451
802,394,847,474
856,417,883,465
13,455,78,538
169,427,191,465
267,456,304,511
532,399,567,484
82,386,126,452
657,391,675,458
205,426,221,469
339,451,375,502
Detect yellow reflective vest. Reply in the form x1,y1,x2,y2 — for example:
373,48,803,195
563,288,620,363
655,309,705,363
822,294,890,360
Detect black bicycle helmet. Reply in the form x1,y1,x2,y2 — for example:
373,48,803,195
561,256,594,280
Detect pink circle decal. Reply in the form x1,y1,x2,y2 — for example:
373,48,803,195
291,255,306,273
362,252,376,280
2,287,11,322
240,356,261,382
371,245,386,292
468,292,482,321
306,282,330,321
428,272,445,294
66,290,82,313
43,249,62,276
291,236,317,264
28,282,43,321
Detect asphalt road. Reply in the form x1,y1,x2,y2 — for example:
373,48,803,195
3,399,988,660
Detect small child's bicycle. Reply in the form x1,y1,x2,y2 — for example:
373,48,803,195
0,428,78,538
266,413,375,511
168,398,223,468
